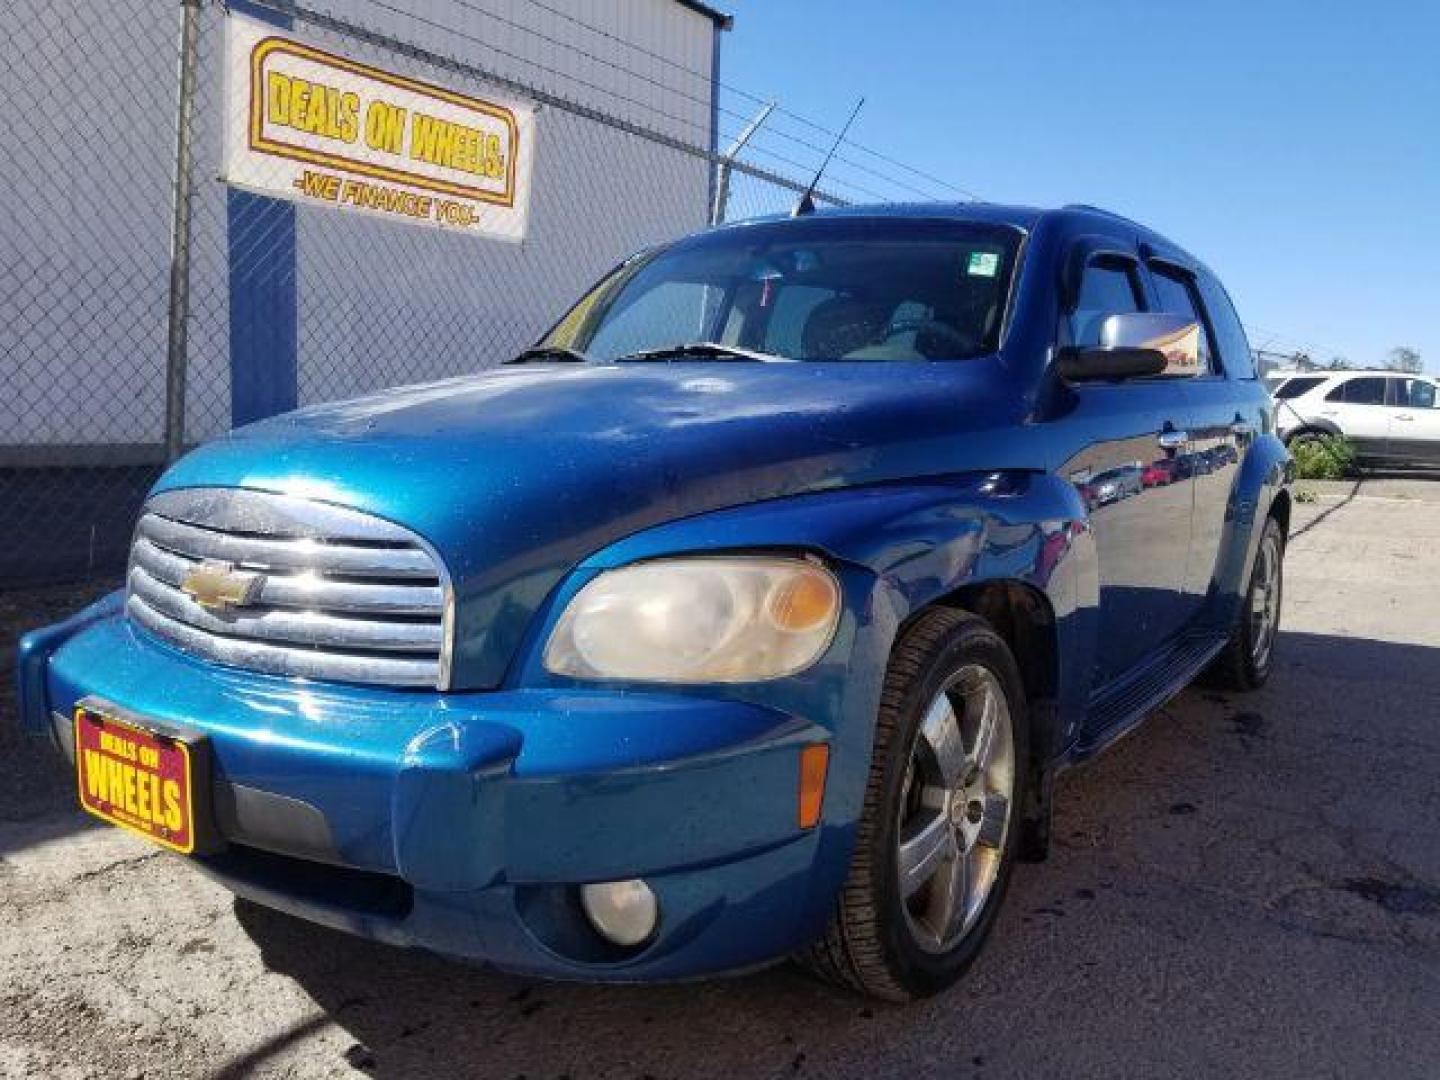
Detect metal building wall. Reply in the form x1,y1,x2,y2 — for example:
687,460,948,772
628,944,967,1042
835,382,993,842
1,0,182,456
3,0,720,450
197,0,722,441
273,0,720,434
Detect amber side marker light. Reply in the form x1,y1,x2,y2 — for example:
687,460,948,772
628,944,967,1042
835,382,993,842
768,569,838,632
798,744,830,829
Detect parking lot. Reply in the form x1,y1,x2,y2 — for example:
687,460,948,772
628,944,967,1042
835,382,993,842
2,477,1439,1079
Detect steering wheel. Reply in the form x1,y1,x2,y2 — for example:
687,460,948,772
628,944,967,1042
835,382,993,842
883,318,978,358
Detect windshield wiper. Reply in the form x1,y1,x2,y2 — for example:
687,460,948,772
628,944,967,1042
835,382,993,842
505,345,591,364
615,342,784,363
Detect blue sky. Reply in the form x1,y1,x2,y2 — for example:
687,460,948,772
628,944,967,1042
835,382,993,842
718,0,1439,372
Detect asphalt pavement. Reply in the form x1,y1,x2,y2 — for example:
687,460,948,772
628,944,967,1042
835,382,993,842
2,476,1438,1079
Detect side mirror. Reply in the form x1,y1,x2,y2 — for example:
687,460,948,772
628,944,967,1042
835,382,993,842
1057,313,1202,382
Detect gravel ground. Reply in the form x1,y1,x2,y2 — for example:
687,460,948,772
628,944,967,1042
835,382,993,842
3,477,1439,1079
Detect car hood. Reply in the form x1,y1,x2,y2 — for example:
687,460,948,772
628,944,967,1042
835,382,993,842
156,360,1032,687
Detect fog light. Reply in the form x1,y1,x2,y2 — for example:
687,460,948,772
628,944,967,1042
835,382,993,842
579,879,658,947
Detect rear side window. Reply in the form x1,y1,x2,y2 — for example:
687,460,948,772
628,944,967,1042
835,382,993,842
1150,265,1215,373
1399,378,1438,409
1196,274,1255,379
1070,260,1143,345
1274,376,1326,399
1326,377,1387,405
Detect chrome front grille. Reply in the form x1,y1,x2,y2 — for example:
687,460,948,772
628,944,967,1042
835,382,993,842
126,488,451,689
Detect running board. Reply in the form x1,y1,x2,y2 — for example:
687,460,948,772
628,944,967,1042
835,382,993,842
1077,633,1229,760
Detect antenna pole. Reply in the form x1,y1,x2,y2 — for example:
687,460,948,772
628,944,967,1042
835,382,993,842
793,97,864,216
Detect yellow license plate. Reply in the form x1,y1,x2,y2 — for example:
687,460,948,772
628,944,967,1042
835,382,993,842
74,705,196,854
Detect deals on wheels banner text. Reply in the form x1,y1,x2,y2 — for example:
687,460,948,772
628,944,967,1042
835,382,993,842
225,14,535,241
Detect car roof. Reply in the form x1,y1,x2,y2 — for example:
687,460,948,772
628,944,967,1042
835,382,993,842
718,201,1206,267
732,201,1049,229
1300,370,1431,380
1272,371,1436,396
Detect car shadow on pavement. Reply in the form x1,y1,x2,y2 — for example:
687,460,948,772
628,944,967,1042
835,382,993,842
222,628,1440,1079
0,681,99,855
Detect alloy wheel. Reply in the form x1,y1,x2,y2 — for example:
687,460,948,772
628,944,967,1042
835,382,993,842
896,664,1015,953
1249,530,1283,669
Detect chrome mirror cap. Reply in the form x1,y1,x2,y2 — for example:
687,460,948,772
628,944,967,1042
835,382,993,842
1099,313,1202,376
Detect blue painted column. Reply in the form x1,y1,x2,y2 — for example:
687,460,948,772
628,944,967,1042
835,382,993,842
227,1,298,427
707,21,722,215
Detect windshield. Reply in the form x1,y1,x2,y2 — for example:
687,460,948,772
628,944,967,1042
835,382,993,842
1273,376,1325,399
541,217,1023,362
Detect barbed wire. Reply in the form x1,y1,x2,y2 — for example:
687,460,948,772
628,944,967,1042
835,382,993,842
502,0,980,200
353,0,968,204
346,0,934,205
1244,323,1350,364
350,0,725,146
763,102,983,202
235,0,851,206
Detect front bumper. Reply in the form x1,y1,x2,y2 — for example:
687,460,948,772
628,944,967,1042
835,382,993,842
18,596,848,980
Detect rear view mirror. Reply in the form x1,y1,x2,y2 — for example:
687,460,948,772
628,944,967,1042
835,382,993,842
1057,313,1202,381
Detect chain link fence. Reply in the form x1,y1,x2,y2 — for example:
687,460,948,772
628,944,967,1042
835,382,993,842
1,0,847,587
2,0,186,585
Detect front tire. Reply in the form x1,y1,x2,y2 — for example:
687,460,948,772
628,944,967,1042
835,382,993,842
800,609,1028,1001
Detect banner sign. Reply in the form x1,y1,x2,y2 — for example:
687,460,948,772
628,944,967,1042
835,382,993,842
225,14,535,241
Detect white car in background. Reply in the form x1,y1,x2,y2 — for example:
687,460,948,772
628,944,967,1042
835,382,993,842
1271,370,1440,467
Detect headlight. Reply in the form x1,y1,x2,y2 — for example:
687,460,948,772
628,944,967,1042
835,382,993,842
543,556,841,683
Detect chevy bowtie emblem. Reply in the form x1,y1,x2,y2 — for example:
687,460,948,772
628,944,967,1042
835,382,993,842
180,560,265,612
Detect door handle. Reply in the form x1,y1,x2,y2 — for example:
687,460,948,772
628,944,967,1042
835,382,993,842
1157,429,1188,450
1394,413,1414,422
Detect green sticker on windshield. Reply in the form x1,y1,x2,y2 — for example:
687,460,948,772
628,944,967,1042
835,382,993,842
966,251,1000,278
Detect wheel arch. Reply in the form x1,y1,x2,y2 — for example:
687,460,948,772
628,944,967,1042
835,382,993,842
1284,420,1341,443
924,578,1058,707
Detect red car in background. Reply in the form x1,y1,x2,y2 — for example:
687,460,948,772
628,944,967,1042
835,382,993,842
1143,459,1179,487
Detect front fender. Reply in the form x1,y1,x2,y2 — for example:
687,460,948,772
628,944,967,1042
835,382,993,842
500,472,1099,932
508,470,1097,753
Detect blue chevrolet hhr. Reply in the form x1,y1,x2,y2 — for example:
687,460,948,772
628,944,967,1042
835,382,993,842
17,203,1291,1000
